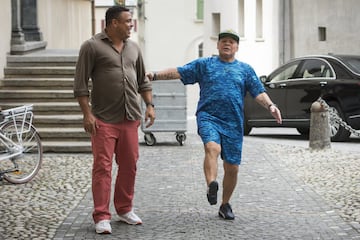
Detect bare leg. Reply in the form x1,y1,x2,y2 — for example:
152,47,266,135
203,142,221,184
222,161,239,204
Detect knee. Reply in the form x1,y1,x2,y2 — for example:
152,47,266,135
224,162,239,175
204,142,221,157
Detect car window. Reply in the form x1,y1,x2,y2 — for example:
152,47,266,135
328,59,353,78
270,62,299,82
337,56,360,74
297,59,333,78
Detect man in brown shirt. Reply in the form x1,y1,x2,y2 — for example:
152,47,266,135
73,6,155,234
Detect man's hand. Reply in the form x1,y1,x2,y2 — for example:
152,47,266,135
144,105,155,128
255,93,283,124
146,72,156,81
83,112,98,135
269,105,282,124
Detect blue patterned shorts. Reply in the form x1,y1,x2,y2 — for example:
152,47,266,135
198,122,243,165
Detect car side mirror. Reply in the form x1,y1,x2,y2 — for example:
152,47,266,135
259,75,267,83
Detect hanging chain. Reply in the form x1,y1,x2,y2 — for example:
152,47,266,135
317,97,360,137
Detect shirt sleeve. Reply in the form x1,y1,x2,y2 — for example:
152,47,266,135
136,49,152,93
73,40,95,98
177,58,206,85
245,64,266,98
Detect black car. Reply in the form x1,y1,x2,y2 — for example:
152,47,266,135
244,54,360,142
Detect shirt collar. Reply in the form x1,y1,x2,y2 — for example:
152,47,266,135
99,29,128,44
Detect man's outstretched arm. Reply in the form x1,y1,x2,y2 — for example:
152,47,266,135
147,68,181,81
255,92,282,124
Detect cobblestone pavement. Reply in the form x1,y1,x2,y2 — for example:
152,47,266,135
0,133,359,240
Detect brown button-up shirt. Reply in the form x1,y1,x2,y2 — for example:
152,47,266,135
73,31,152,123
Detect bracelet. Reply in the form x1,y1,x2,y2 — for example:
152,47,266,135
146,102,155,108
268,103,277,110
153,72,157,81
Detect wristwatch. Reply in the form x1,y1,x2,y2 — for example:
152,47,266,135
268,103,277,110
146,102,155,108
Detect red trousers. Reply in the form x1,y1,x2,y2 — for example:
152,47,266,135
91,118,140,223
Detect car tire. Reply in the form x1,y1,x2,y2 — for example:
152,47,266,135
328,101,351,142
296,127,309,136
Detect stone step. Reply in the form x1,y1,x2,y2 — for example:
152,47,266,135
37,127,89,140
7,61,76,67
1,102,81,115
6,49,78,67
0,89,74,101
0,49,92,153
0,78,74,89
34,114,83,127
4,66,75,78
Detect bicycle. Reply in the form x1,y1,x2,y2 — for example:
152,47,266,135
0,105,43,184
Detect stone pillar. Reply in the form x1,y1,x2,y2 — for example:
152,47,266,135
10,0,47,55
21,0,43,41
309,101,331,150
11,0,25,45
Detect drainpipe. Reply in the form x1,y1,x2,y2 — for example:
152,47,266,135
279,0,285,65
279,0,293,65
91,0,95,36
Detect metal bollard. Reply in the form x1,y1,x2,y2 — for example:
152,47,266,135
309,101,331,149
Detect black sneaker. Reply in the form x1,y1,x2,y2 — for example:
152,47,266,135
219,203,235,220
207,181,218,205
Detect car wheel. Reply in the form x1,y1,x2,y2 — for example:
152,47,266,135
328,101,351,142
296,127,309,136
243,118,252,136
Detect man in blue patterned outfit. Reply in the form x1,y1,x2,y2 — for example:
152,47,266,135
147,30,282,220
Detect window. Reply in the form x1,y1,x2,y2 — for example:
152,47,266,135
114,0,125,6
197,0,204,20
212,13,221,37
238,0,245,37
256,0,263,39
198,42,203,57
298,59,332,78
318,27,326,41
340,56,360,74
270,62,300,82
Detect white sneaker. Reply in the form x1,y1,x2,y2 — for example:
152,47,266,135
118,210,142,225
95,219,112,234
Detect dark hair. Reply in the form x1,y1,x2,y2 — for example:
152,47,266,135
105,6,130,26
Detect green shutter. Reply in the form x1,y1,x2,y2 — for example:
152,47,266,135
197,0,204,20
114,0,125,6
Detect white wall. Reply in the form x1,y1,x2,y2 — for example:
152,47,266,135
95,7,108,34
291,0,360,57
203,0,280,76
141,0,204,117
37,0,92,49
142,0,203,69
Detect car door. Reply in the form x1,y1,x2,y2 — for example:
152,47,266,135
244,60,301,123
285,58,333,121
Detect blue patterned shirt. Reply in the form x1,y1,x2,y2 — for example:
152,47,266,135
177,56,265,138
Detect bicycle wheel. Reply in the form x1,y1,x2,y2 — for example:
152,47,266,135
0,120,43,184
